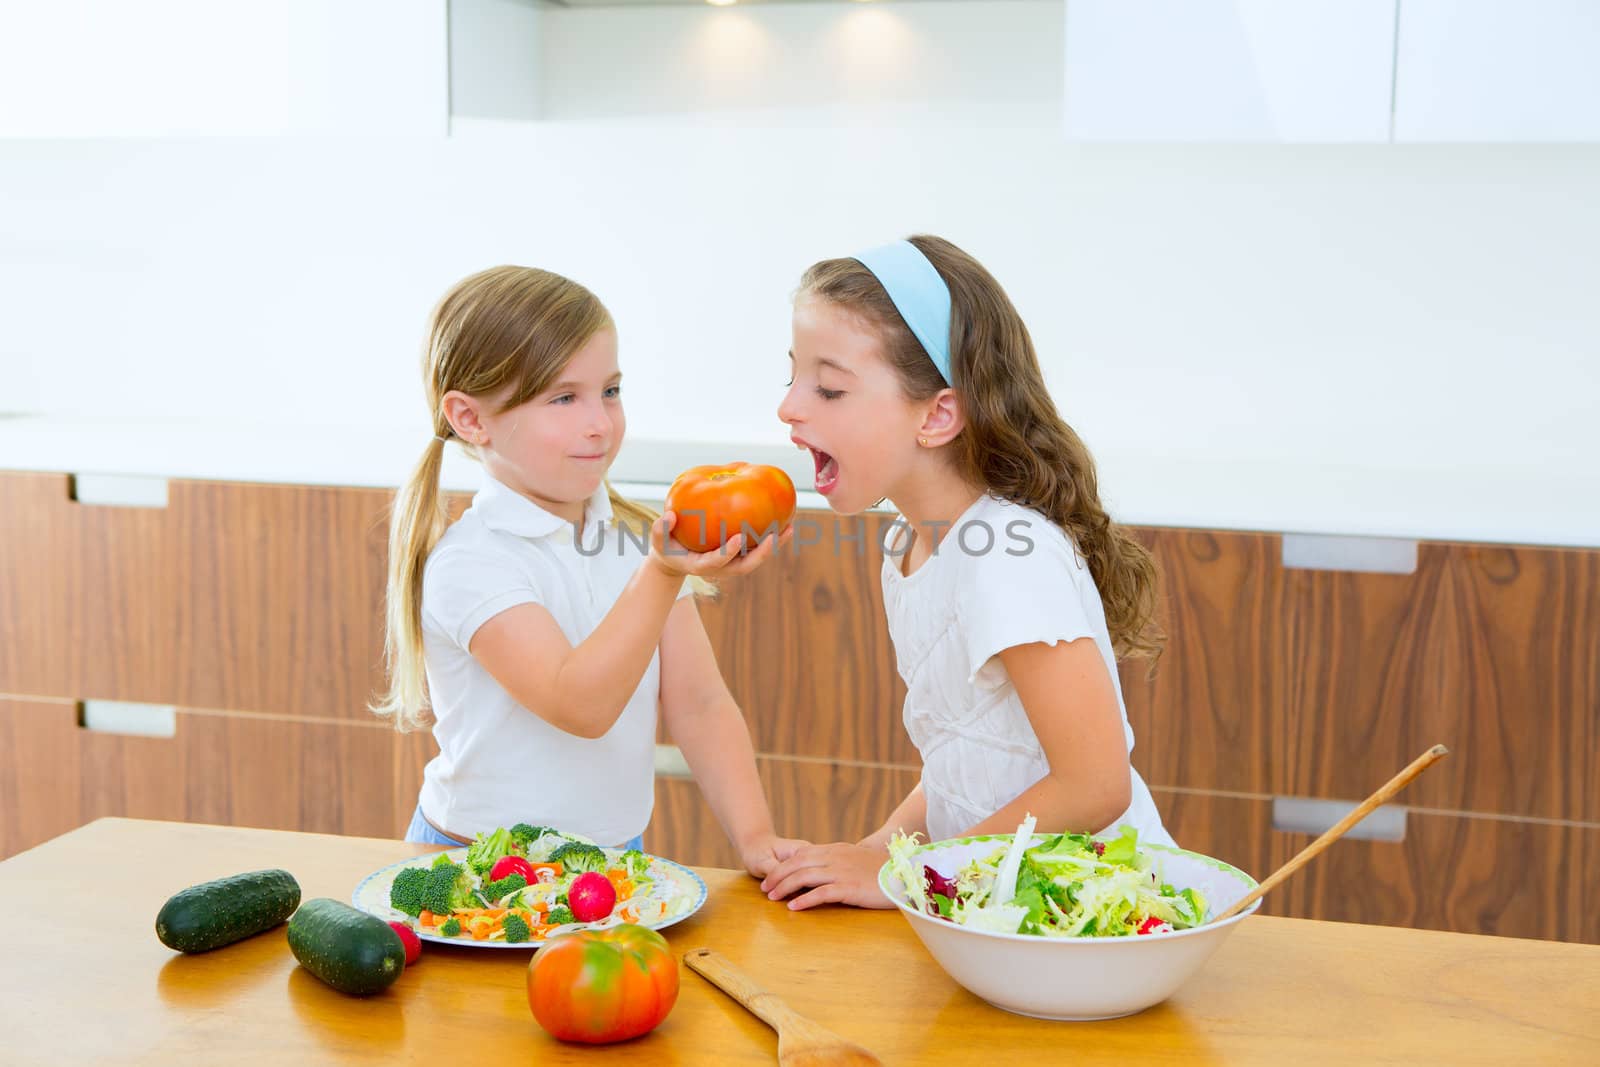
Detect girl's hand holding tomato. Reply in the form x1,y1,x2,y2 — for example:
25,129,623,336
648,512,791,580
663,463,797,554
647,463,797,580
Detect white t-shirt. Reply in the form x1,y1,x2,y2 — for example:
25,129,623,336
880,494,1174,847
417,470,690,845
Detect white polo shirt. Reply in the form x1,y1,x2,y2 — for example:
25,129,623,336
881,494,1174,847
416,470,690,845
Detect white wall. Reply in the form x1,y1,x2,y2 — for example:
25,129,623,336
1,2,1597,511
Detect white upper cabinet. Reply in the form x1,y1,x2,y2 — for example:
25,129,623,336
1393,0,1600,142
1064,0,1399,142
0,0,448,137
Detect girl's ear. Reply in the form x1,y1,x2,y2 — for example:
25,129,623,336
442,390,488,445
918,388,965,446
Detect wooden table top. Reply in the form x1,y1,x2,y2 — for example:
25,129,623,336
0,818,1595,1065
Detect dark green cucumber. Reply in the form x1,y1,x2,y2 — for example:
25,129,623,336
155,868,302,953
287,898,407,996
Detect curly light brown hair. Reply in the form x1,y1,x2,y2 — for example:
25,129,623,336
798,235,1163,663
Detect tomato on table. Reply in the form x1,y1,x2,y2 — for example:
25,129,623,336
526,925,679,1044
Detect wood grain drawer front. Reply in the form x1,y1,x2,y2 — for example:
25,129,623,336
0,697,405,860
0,473,396,721
1119,528,1288,799
697,511,915,765
1157,789,1599,945
1150,790,1278,904
1122,527,1600,824
651,758,921,870
1278,541,1600,825
1271,807,1599,945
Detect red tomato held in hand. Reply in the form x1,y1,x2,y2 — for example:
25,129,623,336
664,463,796,554
489,855,536,883
527,925,679,1044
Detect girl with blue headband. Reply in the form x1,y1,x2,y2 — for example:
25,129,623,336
765,235,1172,910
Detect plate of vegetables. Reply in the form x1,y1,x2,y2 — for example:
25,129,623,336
352,823,707,948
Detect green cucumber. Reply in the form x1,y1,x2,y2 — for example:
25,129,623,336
155,868,301,953
287,898,407,996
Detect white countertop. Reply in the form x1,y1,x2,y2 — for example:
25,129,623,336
1,415,1595,548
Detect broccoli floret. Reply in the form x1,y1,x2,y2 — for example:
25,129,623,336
439,917,462,937
466,826,515,876
501,913,532,943
389,866,429,917
484,872,528,902
422,859,476,916
550,841,607,874
509,823,556,850
545,904,575,926
622,848,651,880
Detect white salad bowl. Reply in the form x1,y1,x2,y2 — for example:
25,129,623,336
877,833,1260,1021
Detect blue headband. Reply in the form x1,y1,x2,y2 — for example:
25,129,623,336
852,240,953,385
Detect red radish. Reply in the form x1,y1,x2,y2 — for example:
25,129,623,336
567,872,617,923
489,855,536,883
387,921,422,965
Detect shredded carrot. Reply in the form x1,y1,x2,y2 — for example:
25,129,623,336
419,910,436,926
605,871,635,901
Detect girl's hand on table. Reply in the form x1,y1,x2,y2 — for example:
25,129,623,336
739,833,810,880
759,842,895,910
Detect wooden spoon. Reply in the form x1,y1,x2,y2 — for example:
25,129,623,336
1212,743,1450,923
684,947,883,1066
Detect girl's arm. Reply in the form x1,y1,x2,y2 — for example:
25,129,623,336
760,636,1129,910
961,637,1131,836
856,784,927,850
469,516,785,740
658,595,806,878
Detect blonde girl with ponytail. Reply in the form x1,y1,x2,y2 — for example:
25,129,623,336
764,236,1173,909
373,265,802,874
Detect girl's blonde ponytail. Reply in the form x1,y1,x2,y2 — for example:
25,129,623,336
373,264,682,731
371,434,452,731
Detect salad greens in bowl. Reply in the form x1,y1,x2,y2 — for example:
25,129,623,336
878,816,1260,1020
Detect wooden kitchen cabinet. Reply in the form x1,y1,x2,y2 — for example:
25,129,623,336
1278,540,1600,824
0,473,395,722
1158,788,1599,944
1274,808,1599,945
1119,527,1600,824
0,696,406,859
1118,528,1288,798
3,470,1596,945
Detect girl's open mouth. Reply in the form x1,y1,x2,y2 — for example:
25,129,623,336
811,447,839,495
